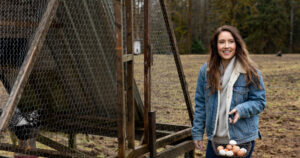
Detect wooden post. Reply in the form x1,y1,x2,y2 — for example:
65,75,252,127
115,0,126,157
148,111,156,158
0,0,59,130
69,133,76,149
143,0,151,145
36,134,89,157
126,0,135,150
156,140,194,158
0,143,75,158
127,128,192,158
159,0,194,125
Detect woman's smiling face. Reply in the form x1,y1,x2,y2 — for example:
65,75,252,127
217,31,236,63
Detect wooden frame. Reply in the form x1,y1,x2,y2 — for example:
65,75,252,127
114,0,126,157
159,0,194,125
0,0,59,130
143,0,151,145
0,0,195,157
125,0,135,150
126,0,195,157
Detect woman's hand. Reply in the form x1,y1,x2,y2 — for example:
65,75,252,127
193,140,205,151
229,109,240,124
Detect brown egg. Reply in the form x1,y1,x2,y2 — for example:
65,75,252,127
226,144,233,150
232,146,240,154
237,150,246,157
217,145,224,151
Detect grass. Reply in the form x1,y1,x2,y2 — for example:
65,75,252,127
134,54,300,158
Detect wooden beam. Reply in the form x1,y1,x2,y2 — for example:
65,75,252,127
0,0,60,130
143,0,151,145
159,0,194,125
156,140,194,158
127,128,192,158
68,133,76,149
0,143,74,158
125,0,135,150
148,111,156,158
114,0,126,157
36,134,90,158
156,123,190,132
155,128,191,148
123,54,133,62
134,79,144,121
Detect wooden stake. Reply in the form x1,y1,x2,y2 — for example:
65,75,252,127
159,0,194,125
148,111,156,158
143,0,151,145
0,0,60,130
125,0,135,150
114,0,126,157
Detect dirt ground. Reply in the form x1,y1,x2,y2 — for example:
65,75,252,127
172,54,300,158
135,54,300,158
0,54,299,158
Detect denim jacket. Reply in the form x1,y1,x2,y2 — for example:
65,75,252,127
192,62,266,144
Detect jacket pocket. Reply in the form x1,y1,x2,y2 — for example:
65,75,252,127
229,118,251,139
232,86,249,105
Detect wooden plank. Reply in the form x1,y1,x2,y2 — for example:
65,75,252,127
155,128,191,148
0,0,60,130
156,123,190,132
114,0,126,157
156,140,194,158
127,128,192,158
143,0,151,145
0,143,74,158
36,134,90,158
68,133,76,149
159,0,194,125
184,150,195,158
126,0,135,150
123,54,133,62
134,79,144,121
148,112,156,158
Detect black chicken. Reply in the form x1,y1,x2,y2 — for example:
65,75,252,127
0,108,40,149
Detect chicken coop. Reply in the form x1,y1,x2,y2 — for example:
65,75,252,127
0,0,194,157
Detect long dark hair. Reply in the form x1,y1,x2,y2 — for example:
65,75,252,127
207,25,260,93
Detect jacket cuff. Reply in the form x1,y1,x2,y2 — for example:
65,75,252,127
192,135,203,141
235,104,247,118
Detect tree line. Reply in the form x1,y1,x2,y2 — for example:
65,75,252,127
166,0,300,54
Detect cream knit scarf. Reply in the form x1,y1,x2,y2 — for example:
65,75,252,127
214,56,236,143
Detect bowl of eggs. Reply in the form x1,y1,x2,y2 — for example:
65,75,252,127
212,140,251,157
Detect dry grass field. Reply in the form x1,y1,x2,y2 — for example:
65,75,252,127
135,54,300,158
0,54,299,157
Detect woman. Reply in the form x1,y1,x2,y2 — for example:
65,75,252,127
192,25,266,157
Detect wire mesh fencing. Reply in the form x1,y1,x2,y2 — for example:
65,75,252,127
133,0,191,127
0,0,119,157
0,0,192,157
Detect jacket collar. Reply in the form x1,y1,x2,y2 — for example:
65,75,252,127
235,60,246,74
206,58,246,74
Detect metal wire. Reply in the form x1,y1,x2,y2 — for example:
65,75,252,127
0,0,190,157
133,0,190,127
0,0,117,157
